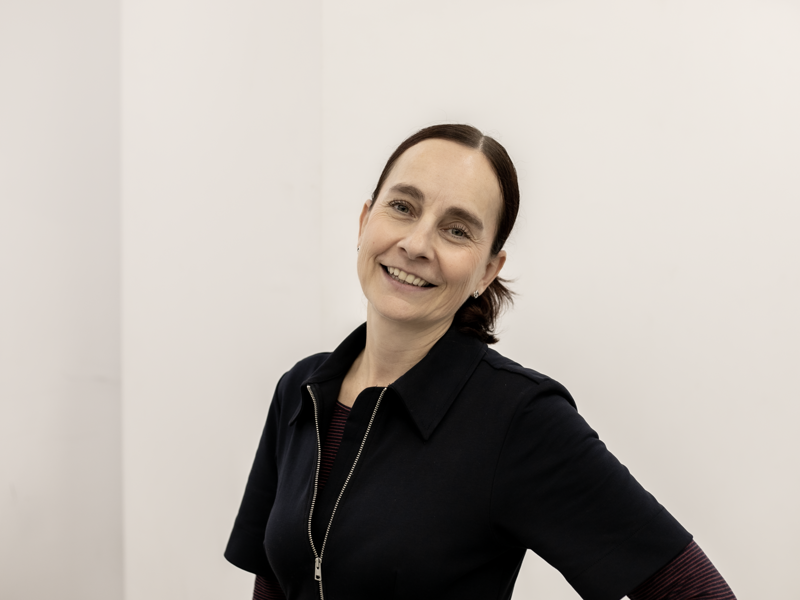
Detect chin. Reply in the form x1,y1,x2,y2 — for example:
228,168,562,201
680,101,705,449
365,295,419,322
372,304,424,324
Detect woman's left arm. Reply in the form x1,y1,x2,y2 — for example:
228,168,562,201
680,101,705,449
628,540,735,600
490,383,737,599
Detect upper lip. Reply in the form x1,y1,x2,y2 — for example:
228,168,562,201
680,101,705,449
382,264,436,286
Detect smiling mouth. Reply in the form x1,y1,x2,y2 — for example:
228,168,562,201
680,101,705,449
382,265,435,288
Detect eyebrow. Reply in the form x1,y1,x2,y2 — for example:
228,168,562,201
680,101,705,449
389,183,425,202
388,183,485,233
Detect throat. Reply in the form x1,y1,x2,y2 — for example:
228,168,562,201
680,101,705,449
358,311,452,388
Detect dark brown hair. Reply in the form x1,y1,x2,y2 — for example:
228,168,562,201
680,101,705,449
371,124,519,344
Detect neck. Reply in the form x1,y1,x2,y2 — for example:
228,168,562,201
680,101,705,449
353,307,452,388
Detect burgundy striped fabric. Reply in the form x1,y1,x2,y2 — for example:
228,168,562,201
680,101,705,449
629,540,736,599
319,402,350,488
252,402,352,600
252,402,734,600
252,573,285,600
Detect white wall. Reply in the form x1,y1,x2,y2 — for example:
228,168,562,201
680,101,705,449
122,1,322,598
0,1,122,599
5,1,798,599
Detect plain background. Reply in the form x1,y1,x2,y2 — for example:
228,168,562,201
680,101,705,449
2,1,798,598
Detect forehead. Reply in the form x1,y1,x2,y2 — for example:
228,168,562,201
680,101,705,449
383,139,502,221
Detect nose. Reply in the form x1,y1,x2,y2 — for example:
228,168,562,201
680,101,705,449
398,221,434,261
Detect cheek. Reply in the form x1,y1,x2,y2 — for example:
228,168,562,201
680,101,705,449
362,214,394,247
442,251,485,290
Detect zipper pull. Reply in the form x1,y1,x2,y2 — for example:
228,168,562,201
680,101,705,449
314,557,322,581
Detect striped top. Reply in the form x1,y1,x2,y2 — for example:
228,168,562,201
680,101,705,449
252,401,734,600
628,540,736,599
318,401,350,489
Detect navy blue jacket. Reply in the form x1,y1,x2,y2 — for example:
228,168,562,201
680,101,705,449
225,323,690,600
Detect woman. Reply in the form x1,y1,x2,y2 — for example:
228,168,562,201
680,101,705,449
225,125,735,600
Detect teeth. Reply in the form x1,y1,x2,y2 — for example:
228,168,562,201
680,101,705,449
387,266,430,287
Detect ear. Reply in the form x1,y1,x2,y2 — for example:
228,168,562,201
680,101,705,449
478,250,507,292
357,199,372,243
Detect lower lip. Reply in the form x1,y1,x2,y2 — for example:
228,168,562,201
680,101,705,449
382,266,434,292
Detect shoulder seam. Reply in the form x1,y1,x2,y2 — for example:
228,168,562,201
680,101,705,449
481,352,550,386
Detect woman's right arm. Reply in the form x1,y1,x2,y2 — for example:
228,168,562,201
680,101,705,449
225,376,287,584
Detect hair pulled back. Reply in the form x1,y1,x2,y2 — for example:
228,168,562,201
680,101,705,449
371,124,519,344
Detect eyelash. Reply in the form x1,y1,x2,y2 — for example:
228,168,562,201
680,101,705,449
448,224,471,240
388,200,472,241
389,199,412,215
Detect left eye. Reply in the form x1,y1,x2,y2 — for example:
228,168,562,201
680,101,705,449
449,227,468,238
390,200,411,214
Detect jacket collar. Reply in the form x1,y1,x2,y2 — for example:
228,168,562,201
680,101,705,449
293,322,487,440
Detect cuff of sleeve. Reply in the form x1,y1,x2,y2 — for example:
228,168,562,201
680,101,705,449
568,508,692,600
225,525,272,578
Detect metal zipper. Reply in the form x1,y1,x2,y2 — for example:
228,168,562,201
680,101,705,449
306,384,387,600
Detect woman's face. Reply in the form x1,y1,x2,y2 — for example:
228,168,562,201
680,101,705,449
357,138,506,332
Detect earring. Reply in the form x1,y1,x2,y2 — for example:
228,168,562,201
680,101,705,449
357,246,360,253
473,290,480,299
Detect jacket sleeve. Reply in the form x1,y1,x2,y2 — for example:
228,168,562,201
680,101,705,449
490,380,692,600
225,375,285,578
